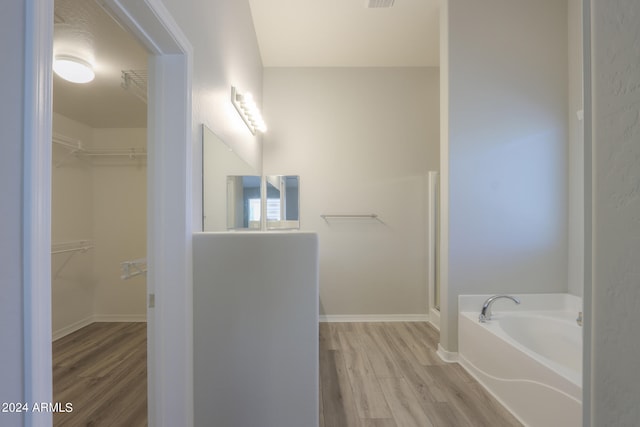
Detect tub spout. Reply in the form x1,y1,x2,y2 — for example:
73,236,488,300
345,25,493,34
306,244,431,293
479,295,521,323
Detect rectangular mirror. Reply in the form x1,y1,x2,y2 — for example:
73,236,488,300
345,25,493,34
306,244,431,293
202,124,258,231
266,175,300,230
227,175,262,230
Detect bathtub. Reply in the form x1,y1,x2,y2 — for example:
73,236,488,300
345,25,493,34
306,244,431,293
458,293,582,427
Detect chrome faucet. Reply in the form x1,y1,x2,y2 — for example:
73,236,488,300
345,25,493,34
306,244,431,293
479,295,521,323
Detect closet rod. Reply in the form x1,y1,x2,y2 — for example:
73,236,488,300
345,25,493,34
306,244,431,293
51,245,93,255
52,132,146,158
83,150,146,158
52,132,83,150
51,240,93,255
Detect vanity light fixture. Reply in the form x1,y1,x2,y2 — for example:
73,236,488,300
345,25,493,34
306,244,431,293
53,56,95,84
231,86,267,135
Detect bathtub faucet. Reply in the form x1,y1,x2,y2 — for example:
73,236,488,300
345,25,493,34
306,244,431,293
479,295,521,323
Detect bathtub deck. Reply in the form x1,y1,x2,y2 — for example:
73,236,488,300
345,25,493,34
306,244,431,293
320,322,522,427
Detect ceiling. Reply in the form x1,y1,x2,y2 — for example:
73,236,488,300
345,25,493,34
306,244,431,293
53,0,439,129
248,0,440,67
53,0,148,129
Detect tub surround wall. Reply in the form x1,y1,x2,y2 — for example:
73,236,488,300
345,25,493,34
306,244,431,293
590,1,640,424
441,0,570,352
262,67,439,318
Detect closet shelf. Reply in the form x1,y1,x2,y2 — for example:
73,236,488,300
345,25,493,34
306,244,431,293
52,240,94,255
121,258,147,280
53,132,146,167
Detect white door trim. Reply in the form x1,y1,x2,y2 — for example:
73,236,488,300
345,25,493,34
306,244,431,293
23,0,54,425
24,0,194,425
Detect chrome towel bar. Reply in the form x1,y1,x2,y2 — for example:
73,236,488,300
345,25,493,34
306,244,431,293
320,214,378,219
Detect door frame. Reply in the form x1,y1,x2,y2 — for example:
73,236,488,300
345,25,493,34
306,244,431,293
23,0,194,425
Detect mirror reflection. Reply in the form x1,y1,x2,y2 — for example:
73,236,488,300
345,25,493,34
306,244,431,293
227,176,262,230
266,175,300,230
202,125,257,231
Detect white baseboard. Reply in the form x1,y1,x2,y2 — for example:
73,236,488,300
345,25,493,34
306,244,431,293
319,314,429,323
52,315,95,341
429,308,440,330
93,314,147,322
437,343,459,363
52,314,147,341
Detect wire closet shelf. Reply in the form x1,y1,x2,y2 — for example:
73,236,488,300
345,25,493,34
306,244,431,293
52,132,146,167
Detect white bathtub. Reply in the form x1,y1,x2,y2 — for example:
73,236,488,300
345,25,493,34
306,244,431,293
458,293,582,427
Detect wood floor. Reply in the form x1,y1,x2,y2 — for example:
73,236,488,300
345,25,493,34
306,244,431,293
54,321,519,427
52,322,147,427
320,322,522,427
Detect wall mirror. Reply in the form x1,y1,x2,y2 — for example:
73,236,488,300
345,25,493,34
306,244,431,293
266,175,300,230
226,175,262,230
202,124,257,231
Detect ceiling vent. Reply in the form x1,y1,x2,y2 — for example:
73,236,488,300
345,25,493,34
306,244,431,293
367,0,395,8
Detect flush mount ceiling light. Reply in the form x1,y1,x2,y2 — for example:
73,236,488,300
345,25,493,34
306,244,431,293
231,86,267,135
53,56,95,84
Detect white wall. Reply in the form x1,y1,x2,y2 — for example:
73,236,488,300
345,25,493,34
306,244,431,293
51,117,147,336
92,128,147,319
52,113,96,336
161,0,265,231
263,67,439,317
590,1,640,423
0,0,25,420
567,0,584,297
442,0,569,351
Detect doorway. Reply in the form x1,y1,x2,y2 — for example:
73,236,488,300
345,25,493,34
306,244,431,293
24,0,193,425
51,0,148,423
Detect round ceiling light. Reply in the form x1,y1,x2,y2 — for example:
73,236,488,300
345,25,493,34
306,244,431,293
53,56,95,84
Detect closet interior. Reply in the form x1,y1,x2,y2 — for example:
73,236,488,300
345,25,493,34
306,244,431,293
51,122,147,339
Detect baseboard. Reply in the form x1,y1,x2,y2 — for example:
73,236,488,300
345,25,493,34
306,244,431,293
93,314,147,322
52,315,95,341
319,314,429,323
437,343,459,363
428,308,440,330
52,314,147,341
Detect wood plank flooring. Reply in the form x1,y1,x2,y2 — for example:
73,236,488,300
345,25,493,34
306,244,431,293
320,322,522,427
52,322,147,427
54,321,520,427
